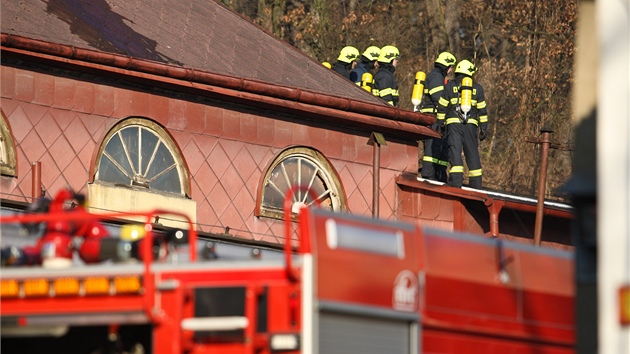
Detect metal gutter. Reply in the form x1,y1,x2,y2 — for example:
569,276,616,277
396,173,574,219
396,173,574,238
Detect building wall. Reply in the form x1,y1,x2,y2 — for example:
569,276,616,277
0,65,419,244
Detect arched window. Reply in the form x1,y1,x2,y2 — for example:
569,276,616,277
89,118,194,228
94,118,190,197
0,112,17,177
257,146,346,220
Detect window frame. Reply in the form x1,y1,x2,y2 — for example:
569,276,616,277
256,146,346,220
0,111,17,177
92,117,191,198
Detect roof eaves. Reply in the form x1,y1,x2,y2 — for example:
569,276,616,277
1,33,439,141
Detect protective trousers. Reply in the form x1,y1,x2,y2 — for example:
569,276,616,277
421,120,449,182
447,123,482,188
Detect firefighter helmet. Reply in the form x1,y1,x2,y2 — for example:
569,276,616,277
455,60,477,76
362,46,381,61
435,52,457,67
377,45,400,63
337,46,360,63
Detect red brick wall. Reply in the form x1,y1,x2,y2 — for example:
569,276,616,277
1,66,419,244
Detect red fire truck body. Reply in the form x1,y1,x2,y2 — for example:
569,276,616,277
0,200,574,353
300,207,574,354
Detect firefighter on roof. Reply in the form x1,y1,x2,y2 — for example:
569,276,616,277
437,59,489,189
373,45,400,106
350,46,381,86
331,46,360,80
419,51,457,182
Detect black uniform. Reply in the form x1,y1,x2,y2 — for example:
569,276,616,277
373,64,399,106
350,60,371,85
331,61,353,80
419,64,450,182
436,74,488,188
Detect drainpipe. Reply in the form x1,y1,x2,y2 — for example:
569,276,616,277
373,145,380,218
534,127,553,246
485,198,505,237
368,133,387,218
31,161,41,201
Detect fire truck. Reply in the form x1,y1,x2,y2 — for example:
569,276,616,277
0,187,575,354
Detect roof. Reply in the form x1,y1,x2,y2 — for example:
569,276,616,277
396,173,574,218
1,0,439,140
1,0,381,104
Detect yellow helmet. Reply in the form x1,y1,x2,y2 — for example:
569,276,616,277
435,52,457,67
362,46,381,61
322,62,332,69
455,60,478,76
377,45,400,63
337,46,360,63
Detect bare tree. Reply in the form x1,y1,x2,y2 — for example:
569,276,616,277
225,0,578,200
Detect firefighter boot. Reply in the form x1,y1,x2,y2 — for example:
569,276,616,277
448,170,464,188
469,176,482,189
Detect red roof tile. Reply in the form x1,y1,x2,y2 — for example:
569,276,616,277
1,0,383,104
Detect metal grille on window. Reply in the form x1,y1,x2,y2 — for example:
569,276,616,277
97,125,183,195
0,114,17,177
259,148,346,219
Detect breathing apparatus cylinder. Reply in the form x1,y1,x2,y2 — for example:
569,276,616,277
361,72,373,92
460,77,473,116
411,71,426,111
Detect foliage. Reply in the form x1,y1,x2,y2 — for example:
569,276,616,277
224,0,578,201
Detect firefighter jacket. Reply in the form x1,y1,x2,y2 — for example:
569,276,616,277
420,65,449,114
373,65,399,106
331,61,352,80
350,60,370,85
436,75,488,131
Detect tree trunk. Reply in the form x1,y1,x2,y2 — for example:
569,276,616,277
258,0,286,36
444,0,463,57
272,0,287,36
426,0,462,56
348,0,358,13
425,0,448,54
